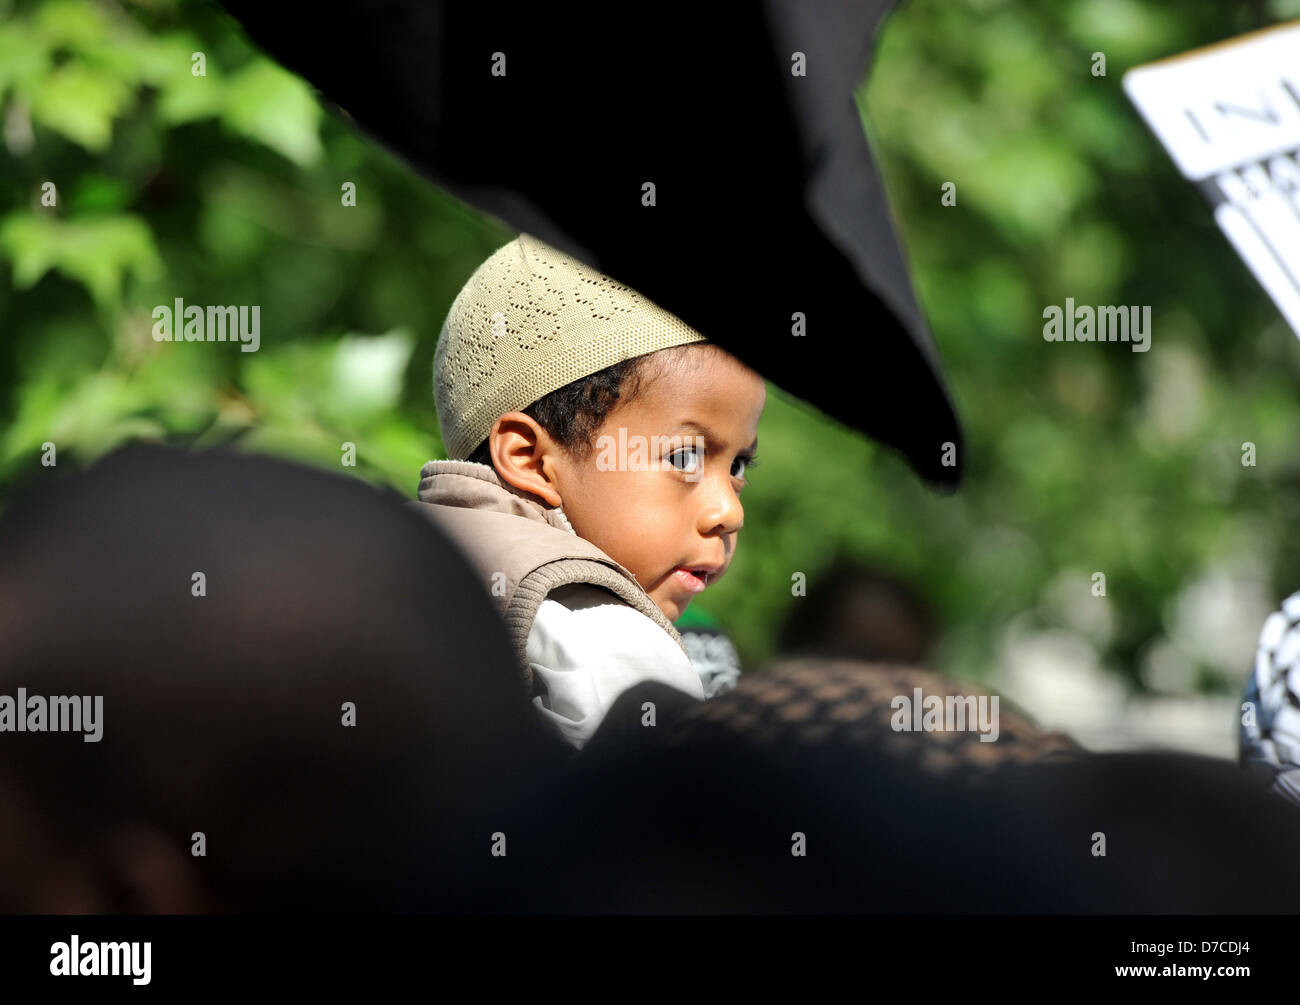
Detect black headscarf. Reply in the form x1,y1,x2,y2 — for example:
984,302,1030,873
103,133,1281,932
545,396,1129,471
215,0,965,488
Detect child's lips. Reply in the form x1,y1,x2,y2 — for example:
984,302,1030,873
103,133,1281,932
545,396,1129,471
673,567,712,594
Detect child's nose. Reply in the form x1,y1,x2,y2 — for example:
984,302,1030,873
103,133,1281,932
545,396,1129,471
699,478,744,537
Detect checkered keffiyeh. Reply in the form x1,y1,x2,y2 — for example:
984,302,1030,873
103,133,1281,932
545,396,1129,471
1241,589,1300,804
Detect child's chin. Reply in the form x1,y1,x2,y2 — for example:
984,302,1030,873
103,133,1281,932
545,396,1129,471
652,594,684,622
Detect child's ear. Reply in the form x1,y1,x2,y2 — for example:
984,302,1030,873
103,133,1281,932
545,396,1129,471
488,413,565,508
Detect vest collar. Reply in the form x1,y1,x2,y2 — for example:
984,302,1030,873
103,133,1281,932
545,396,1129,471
417,459,577,535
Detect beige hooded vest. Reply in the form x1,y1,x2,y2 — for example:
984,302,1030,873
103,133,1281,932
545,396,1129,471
408,460,687,690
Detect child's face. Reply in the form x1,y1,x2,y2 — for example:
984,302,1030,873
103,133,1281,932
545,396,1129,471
549,347,766,622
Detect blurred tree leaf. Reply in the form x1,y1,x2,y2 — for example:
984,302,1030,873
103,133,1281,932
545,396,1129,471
327,329,415,419
0,213,162,308
0,22,50,98
220,62,321,166
29,63,131,151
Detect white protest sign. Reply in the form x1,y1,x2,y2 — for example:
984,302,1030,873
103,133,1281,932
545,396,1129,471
1124,21,1300,338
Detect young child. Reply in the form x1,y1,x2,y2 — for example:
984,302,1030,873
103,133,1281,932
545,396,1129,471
413,233,766,749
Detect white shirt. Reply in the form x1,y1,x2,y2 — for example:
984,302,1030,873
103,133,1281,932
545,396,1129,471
526,583,705,749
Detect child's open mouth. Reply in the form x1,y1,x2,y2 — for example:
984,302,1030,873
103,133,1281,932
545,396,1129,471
673,567,711,593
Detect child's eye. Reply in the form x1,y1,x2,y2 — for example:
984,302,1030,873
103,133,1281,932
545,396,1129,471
668,447,702,473
732,454,758,480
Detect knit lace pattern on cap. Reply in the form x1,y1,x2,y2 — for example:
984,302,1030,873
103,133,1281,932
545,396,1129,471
434,233,708,460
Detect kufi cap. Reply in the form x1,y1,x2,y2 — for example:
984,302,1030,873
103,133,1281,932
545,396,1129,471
434,233,707,460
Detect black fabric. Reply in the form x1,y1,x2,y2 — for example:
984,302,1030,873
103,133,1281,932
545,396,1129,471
576,680,703,761
213,0,964,489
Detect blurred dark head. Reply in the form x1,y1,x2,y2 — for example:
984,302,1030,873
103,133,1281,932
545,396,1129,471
0,445,567,912
777,559,937,664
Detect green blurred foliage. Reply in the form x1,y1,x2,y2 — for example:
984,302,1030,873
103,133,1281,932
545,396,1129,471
0,0,510,493
1,0,1298,698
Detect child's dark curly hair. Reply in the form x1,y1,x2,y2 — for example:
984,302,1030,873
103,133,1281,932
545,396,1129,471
465,344,713,465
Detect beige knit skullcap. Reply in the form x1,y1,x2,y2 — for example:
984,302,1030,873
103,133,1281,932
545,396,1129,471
433,233,709,460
